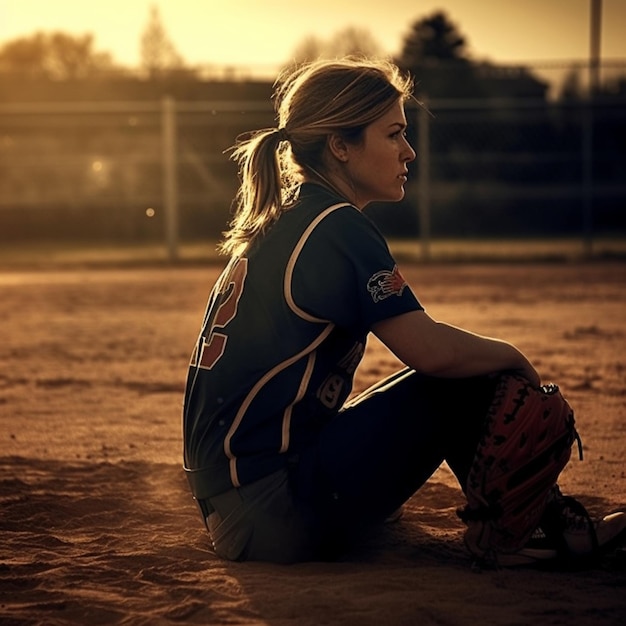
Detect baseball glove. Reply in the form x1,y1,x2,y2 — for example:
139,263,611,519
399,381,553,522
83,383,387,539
457,373,582,562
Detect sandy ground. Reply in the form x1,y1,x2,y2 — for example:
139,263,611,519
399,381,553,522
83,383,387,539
1,261,625,626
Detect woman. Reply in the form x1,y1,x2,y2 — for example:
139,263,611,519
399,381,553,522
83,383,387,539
182,58,624,564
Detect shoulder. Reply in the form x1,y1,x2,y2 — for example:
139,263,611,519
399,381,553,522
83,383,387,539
296,183,383,234
310,204,388,258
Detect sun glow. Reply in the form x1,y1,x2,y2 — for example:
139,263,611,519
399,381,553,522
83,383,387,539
1,0,625,77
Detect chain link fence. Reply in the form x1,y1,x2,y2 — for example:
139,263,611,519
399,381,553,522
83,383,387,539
0,65,625,261
0,99,274,249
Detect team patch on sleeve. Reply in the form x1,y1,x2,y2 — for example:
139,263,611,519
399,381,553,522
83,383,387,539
366,265,408,303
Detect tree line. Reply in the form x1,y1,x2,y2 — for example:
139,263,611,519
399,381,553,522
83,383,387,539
1,6,623,101
1,5,624,243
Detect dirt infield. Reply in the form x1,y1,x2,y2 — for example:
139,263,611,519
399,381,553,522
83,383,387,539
1,262,625,625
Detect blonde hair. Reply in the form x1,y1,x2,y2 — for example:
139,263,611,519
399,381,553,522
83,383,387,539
220,57,414,256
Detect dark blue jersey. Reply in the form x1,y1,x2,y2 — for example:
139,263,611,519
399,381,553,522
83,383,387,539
183,183,423,499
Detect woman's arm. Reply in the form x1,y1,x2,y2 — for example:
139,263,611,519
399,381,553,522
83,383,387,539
372,310,541,386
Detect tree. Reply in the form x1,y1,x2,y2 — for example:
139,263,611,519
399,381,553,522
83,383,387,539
0,31,115,79
287,27,383,68
559,66,584,101
397,11,468,67
395,11,482,98
289,35,325,67
327,27,383,59
140,4,184,78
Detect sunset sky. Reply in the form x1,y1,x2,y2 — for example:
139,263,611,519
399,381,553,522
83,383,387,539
1,0,625,75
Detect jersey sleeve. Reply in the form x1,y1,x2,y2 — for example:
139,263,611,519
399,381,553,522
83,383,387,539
290,205,423,330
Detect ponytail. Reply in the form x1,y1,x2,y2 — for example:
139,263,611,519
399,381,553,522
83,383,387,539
219,128,290,256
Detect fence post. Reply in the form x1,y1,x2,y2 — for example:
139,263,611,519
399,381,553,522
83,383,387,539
162,96,179,261
582,0,602,259
417,100,431,261
581,99,594,259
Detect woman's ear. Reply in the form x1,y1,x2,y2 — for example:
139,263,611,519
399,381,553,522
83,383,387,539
327,133,349,163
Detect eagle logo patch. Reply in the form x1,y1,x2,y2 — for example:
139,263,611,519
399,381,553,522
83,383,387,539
367,265,407,303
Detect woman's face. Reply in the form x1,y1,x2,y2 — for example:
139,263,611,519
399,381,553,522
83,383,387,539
343,99,416,209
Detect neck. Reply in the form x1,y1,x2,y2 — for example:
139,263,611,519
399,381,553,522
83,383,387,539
304,166,361,209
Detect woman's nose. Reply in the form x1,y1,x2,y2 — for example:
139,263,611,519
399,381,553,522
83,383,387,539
403,138,416,162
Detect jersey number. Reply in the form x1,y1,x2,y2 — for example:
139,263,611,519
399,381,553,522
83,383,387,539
199,258,248,370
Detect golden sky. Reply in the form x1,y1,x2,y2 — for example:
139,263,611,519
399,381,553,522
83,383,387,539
1,0,625,75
